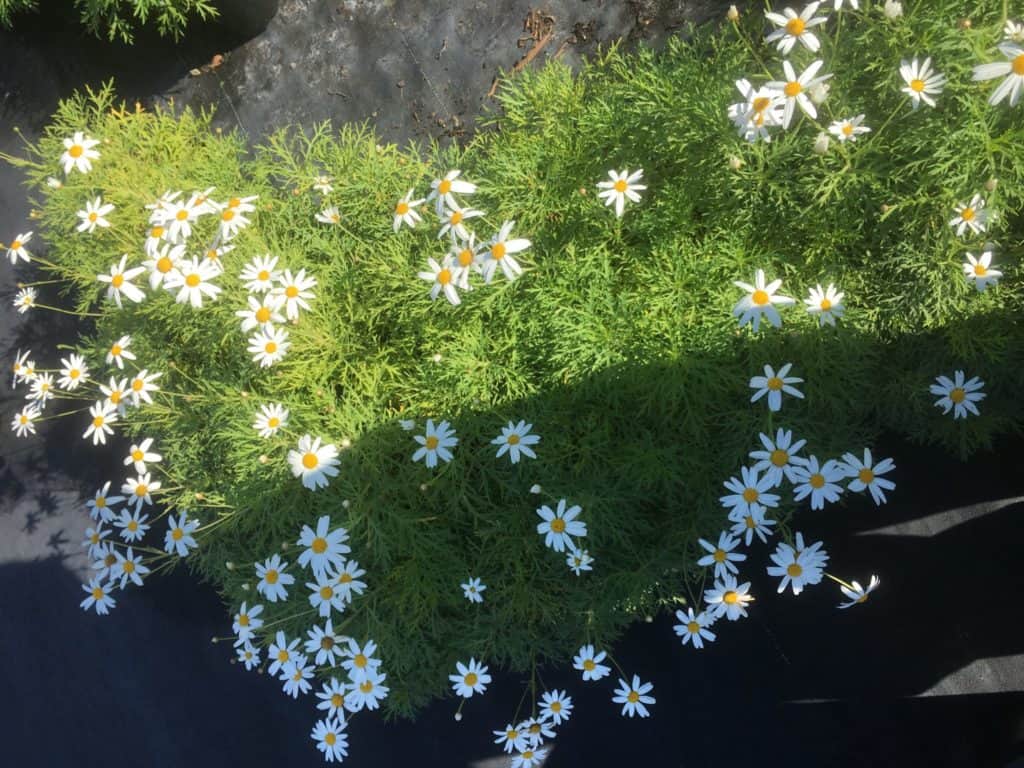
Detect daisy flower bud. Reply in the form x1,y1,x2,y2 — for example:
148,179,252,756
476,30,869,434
728,156,744,170
726,4,739,21
813,133,830,154
883,0,902,19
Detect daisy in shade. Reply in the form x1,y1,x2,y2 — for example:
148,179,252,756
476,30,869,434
311,717,348,763
307,572,347,617
122,472,161,513
11,405,40,437
536,499,587,552
316,206,341,225
237,643,260,671
143,224,167,258
91,544,118,583
838,574,881,609
83,400,117,445
449,233,485,290
14,287,35,313
412,418,458,468
450,658,491,698
128,369,161,407
236,293,285,332
704,574,754,621
697,531,747,578
306,619,344,666
512,748,548,768
82,523,110,559
418,255,461,305
612,675,656,718
804,283,845,326
950,194,989,236
483,220,531,284
732,269,795,332
333,559,367,603
963,250,1002,291
239,254,281,293
900,57,946,108
253,402,289,438
267,631,301,675
28,373,55,406
6,231,32,264
87,482,123,522
519,717,556,748
721,465,781,518
728,79,785,143
673,607,716,649
566,546,595,575
767,535,828,595
113,508,150,543
124,437,161,474
828,115,871,143
288,435,340,491
312,175,333,195
972,42,1024,107
427,170,477,215
930,370,985,419
345,669,389,712
164,512,199,557
1005,20,1024,42
97,255,146,308
461,577,486,603
161,192,206,242
494,724,529,755
11,348,34,386
340,638,382,682
272,268,317,320
539,689,573,726
296,515,351,577
76,197,114,234
316,678,348,718
255,554,295,602
213,195,257,241
231,602,265,645
749,428,807,487
61,132,100,174
749,363,804,412
768,59,832,128
573,644,611,681
437,203,484,241
491,420,540,463
765,3,828,54
280,655,315,698
248,326,290,367
839,448,895,505
165,257,221,308
106,335,135,369
596,168,646,217
393,188,425,231
79,578,116,615
99,377,129,415
791,455,844,510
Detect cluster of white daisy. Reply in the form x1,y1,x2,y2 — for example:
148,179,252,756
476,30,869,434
227,515,382,763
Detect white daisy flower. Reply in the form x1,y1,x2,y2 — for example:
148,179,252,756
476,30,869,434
749,428,808,487
437,203,484,241
11,405,40,437
110,547,150,589
412,418,458,468
900,57,947,108
60,131,100,174
296,515,351,577
804,283,845,326
728,79,785,143
82,523,110,559
491,420,540,463
767,535,829,595
316,206,341,225
90,544,118,582
673,607,716,649
494,724,529,755
482,220,531,284
972,42,1024,107
512,748,549,768
239,254,281,293
311,716,348,762
160,192,206,242
344,669,389,712
963,250,1001,291
164,257,221,308
236,293,285,332
749,363,805,412
99,376,130,415
280,655,315,698
28,372,55,406
596,168,646,218
427,170,477,215
87,482,123,522
790,455,845,510
732,269,795,332
76,196,115,234
6,231,32,264
248,325,290,367
253,402,289,438
340,638,382,682
828,115,871,142
83,400,117,445
767,59,832,128
449,232,485,290
612,675,655,718
128,369,161,407
930,370,985,419
123,437,161,475
417,255,461,305
113,507,150,543
566,546,595,575
764,3,829,55
449,658,491,698
721,466,781,521
838,574,881,609
312,175,333,195
461,576,486,603
199,243,233,273
1005,20,1024,43
839,447,895,505
305,619,344,666
696,531,747,579
254,554,295,603
307,572,348,617
573,644,611,681
79,578,116,615
164,512,199,557
288,435,341,491
96,254,146,308
539,689,573,726
536,498,586,553
272,268,317,320
141,242,184,290
315,678,348,718
704,574,754,621
212,195,257,241
122,472,161,512
14,287,36,314
237,642,260,671
333,559,367,603
393,188,425,231
267,631,301,675
106,335,135,369
11,348,34,386
143,223,168,258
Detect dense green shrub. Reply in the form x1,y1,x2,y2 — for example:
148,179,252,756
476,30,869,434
7,0,1023,725
0,0,217,43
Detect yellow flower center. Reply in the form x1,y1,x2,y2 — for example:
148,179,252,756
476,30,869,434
425,435,439,450
787,563,803,577
69,144,84,158
583,659,596,671
285,285,299,298
742,487,759,503
491,242,506,260
88,212,98,222
90,532,100,544
613,179,628,193
809,473,825,489
277,650,289,662
112,274,127,290
267,417,280,428
437,268,452,285
438,179,452,195
132,378,144,391
111,344,122,356
858,467,874,483
766,376,783,391
507,729,518,740
265,569,279,584
311,537,328,553
974,263,987,276
752,289,770,305
550,701,562,712
95,497,106,508
770,449,789,467
360,681,374,694
11,239,21,249
723,590,739,605
687,620,701,634
324,733,337,746
91,586,104,600
185,273,201,288
395,201,410,215
1013,54,1024,75
156,256,173,273
752,96,771,113
238,614,249,626
457,249,473,267
550,518,566,533
321,636,334,649
464,672,478,686
257,269,269,281
255,306,272,323
127,521,138,531
950,387,966,403
627,691,640,703
104,553,116,566
132,449,144,461
19,415,27,425
841,124,853,137
745,515,757,529
331,693,344,708
857,593,869,604
265,341,277,354
110,391,122,404
783,81,802,98
176,209,189,221
319,585,334,599
302,452,319,469
135,484,148,497
785,17,805,35
961,207,975,221
507,433,520,445
713,548,727,563
354,653,368,668
523,752,534,760
151,226,164,238
449,211,463,225
338,572,353,584
172,528,184,541
92,415,105,428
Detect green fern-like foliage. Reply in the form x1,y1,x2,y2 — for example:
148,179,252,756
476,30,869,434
9,0,1023,718
0,0,217,43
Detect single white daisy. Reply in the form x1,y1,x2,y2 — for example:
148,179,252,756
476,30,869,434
612,675,656,718
512,748,549,768
566,546,595,575
749,363,805,412
539,689,573,726
28,372,55,406
6,231,32,264
143,223,167,258
393,188,425,231
437,202,484,241
930,370,985,419
83,400,117,445
82,523,110,559
972,42,1024,107
963,250,1002,291
838,574,881,609
123,437,161,475
160,192,206,242
427,170,477,215
766,535,829,595
449,658,491,698
950,194,990,237
236,293,285,332
311,716,348,763
113,507,150,543
280,655,315,698
536,498,587,553
79,578,116,615
728,79,785,143
418,255,461,305
749,428,808,487
255,554,296,603
697,531,747,579
673,607,717,649
839,448,896,505
212,195,256,241
122,472,161,513
97,254,146,308
61,131,100,174
596,168,646,218
315,678,348,718
828,115,871,143
199,243,233,273
765,3,829,55
164,512,199,557
164,257,221,308
312,175,334,195
482,220,531,284
288,435,341,491
900,57,947,108
461,576,487,603
267,631,301,675
790,455,845,510
110,547,150,589
237,642,261,671
11,348,35,386
248,326,290,367
340,638,382,682
519,716,557,747
411,418,458,468
305,619,344,666
491,419,540,463
732,269,795,332
449,232,485,290
99,376,130,415
767,59,832,128
14,287,36,314
106,335,135,369
493,724,529,755
76,196,115,234
316,206,342,225
573,644,611,681
296,515,351,577
128,369,161,407
804,283,845,326
344,669,389,712
239,254,281,293
307,572,347,617
1004,20,1024,43
233,602,265,646
272,268,317,320
87,481,123,522
11,405,40,437
253,402,289,438
721,464,781,518
704,574,754,621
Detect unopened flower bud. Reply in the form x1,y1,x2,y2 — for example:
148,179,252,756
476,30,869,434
341,437,351,449
431,353,442,363
195,492,205,501
809,81,830,105
728,155,744,171
529,484,542,494
454,712,462,722
883,0,903,19
240,583,249,591
259,454,270,464
958,17,971,29
813,133,830,155
342,499,350,509
985,178,998,192
225,561,235,570
281,541,290,550
726,4,739,21
419,483,428,492
240,390,248,399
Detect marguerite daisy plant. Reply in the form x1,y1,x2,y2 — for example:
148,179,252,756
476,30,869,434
900,56,946,109
732,269,795,332
596,168,646,217
765,3,828,55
